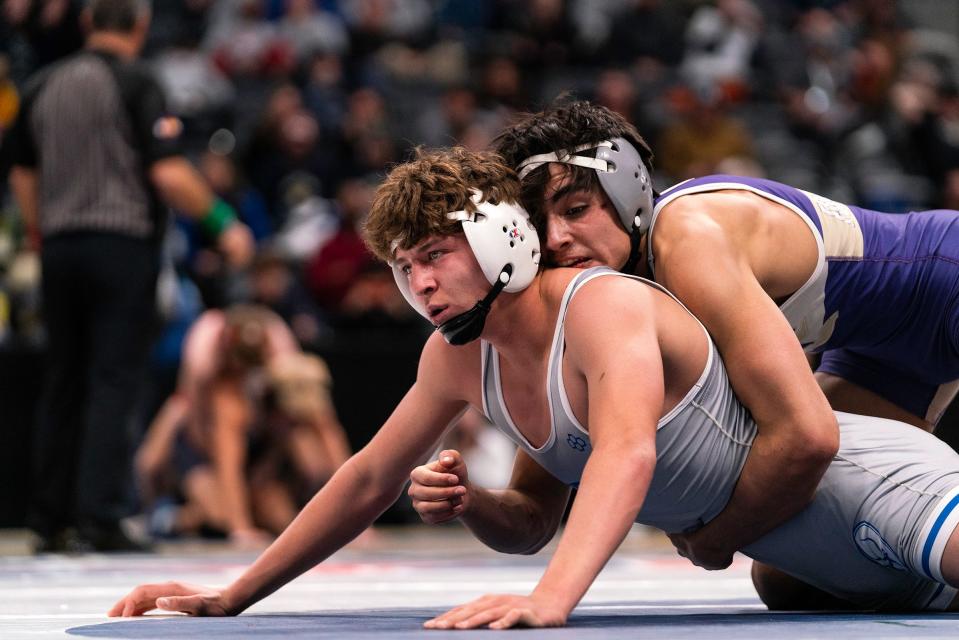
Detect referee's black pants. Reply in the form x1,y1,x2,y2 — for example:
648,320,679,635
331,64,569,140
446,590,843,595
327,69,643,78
30,233,159,534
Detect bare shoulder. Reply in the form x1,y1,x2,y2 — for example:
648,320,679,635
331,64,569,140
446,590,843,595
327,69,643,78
560,274,670,386
563,274,657,337
653,199,751,290
655,194,733,249
416,331,483,406
656,189,781,260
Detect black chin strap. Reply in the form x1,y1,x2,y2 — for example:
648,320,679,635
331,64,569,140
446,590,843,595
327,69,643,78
619,226,644,275
438,265,513,346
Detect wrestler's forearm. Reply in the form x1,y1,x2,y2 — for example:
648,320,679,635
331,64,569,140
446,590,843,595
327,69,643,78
696,427,832,550
460,486,564,555
532,443,654,614
223,459,402,614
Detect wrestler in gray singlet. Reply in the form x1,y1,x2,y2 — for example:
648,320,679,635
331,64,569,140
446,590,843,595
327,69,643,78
480,267,959,611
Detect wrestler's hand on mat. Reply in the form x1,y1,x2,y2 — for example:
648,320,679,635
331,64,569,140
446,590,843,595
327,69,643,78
107,581,234,617
667,529,734,570
423,593,567,630
409,449,471,525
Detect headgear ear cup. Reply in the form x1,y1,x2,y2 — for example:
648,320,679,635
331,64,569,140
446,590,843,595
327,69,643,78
516,137,654,265
455,191,541,293
594,138,654,236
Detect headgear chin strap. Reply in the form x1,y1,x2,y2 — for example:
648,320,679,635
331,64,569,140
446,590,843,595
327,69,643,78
517,138,654,273
390,191,541,345
438,265,512,345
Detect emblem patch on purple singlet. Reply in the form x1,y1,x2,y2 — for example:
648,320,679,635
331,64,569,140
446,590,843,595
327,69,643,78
853,521,906,571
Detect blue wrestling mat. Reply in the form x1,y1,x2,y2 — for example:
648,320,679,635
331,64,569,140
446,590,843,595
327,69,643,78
2,527,957,639
66,606,959,639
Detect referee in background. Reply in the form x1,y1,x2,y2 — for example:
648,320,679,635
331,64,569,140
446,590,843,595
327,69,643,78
5,0,254,552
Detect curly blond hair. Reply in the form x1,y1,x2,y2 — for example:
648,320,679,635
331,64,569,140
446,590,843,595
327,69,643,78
363,147,521,262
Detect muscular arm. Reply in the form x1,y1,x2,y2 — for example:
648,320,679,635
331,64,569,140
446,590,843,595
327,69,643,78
530,280,661,612
656,212,838,565
419,279,668,631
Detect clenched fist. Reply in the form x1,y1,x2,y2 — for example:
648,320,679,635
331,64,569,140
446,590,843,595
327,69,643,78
409,449,471,524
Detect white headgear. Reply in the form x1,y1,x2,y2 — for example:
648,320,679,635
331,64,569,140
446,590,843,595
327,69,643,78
516,137,654,236
391,190,541,318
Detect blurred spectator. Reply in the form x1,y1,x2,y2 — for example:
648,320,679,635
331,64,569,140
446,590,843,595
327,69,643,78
302,51,348,133
0,230,42,347
372,37,469,92
305,177,376,312
778,9,862,150
303,174,411,323
657,82,756,181
679,0,762,94
340,86,391,147
269,171,339,262
606,0,686,70
593,68,660,138
135,305,350,546
1,0,83,72
245,85,337,215
943,168,959,210
205,0,294,79
337,262,412,322
332,86,401,184
413,85,479,147
152,30,236,151
412,85,503,151
199,147,272,242
0,55,18,141
478,56,526,113
889,69,959,207
244,83,305,204
249,248,329,347
494,0,580,69
340,0,433,63
5,0,254,553
143,0,214,56
277,0,349,62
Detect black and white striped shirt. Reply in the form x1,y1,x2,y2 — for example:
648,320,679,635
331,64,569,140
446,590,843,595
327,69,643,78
7,49,182,240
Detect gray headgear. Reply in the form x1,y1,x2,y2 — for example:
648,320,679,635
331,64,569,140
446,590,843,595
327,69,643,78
516,138,654,236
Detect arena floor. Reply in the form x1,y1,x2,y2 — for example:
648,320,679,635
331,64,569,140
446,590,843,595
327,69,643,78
2,525,958,639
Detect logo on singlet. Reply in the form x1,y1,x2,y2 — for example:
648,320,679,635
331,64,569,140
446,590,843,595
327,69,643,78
566,434,590,452
853,521,906,571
